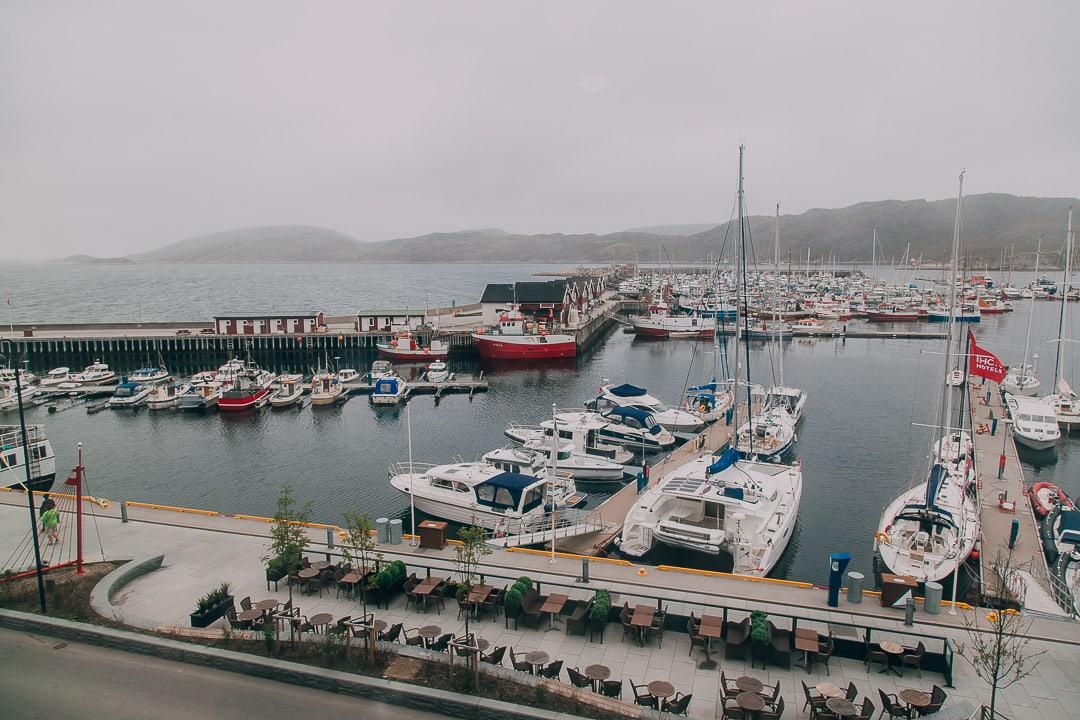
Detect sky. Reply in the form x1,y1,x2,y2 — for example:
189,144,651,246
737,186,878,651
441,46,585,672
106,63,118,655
1,1,1077,260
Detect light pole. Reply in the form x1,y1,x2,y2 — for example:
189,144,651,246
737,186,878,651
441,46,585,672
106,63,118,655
15,365,47,613
407,398,417,546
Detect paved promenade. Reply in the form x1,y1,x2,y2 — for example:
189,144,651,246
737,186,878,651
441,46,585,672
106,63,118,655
1,496,1078,718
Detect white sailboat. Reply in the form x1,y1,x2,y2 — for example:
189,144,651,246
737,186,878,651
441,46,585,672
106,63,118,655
1046,208,1079,429
766,203,808,425
1002,240,1042,396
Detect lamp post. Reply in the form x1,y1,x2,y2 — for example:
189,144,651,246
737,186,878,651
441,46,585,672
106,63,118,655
407,398,417,546
15,365,47,613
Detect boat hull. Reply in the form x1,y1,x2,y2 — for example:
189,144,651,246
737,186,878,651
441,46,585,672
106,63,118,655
376,345,449,361
472,334,576,359
218,388,271,411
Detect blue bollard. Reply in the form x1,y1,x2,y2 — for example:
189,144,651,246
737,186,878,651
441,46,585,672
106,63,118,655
991,416,998,435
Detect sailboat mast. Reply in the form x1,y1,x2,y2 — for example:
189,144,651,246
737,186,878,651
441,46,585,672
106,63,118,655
1020,239,1041,377
775,203,784,387
1054,208,1073,387
936,173,964,448
731,144,746,449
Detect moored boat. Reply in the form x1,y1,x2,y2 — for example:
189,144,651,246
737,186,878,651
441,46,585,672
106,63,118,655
310,370,344,406
1029,481,1074,517
107,379,153,408
218,365,274,411
376,332,449,361
146,381,191,410
269,374,305,408
0,424,56,491
590,383,704,433
0,382,38,412
129,366,171,385
1005,393,1061,451
370,374,408,405
67,362,119,387
39,367,71,387
472,308,576,359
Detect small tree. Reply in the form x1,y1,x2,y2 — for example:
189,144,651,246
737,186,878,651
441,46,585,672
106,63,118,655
265,484,311,644
342,511,382,618
958,545,1044,719
454,525,491,687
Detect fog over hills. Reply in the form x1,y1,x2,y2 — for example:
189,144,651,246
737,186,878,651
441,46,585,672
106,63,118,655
63,193,1076,265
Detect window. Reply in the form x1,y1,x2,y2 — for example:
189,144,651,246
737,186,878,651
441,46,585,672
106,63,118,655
559,430,572,440
31,445,47,460
477,484,496,502
452,482,470,493
522,487,544,511
557,450,571,461
2,452,15,468
431,478,453,490
495,488,514,506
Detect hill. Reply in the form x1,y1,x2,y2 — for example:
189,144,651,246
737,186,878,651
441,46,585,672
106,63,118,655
58,254,135,264
128,226,365,262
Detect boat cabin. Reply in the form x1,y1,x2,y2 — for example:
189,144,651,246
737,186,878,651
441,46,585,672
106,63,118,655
474,471,548,515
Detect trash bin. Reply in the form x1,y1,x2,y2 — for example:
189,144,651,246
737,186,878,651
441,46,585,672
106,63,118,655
846,571,865,604
388,518,403,545
376,517,389,544
418,520,448,549
924,581,943,615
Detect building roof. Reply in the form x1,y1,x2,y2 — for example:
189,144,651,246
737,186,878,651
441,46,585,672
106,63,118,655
213,312,321,320
480,283,514,304
480,280,567,305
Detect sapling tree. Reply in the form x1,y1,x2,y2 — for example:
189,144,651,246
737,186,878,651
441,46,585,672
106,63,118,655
342,511,382,617
454,525,491,687
265,484,311,644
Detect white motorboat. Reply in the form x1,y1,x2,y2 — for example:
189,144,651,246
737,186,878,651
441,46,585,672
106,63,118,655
269,374,305,408
590,383,704,433
39,367,71,387
68,362,118,386
426,361,451,383
107,379,153,408
945,368,966,387
178,380,222,411
129,366,171,385
484,443,625,482
504,421,635,466
735,407,796,461
542,408,675,452
0,382,38,412
146,382,192,410
932,430,973,464
1047,379,1080,430
388,461,580,533
630,309,715,339
0,368,39,386
370,374,408,405
1042,504,1080,615
765,385,807,424
1002,362,1040,397
336,368,361,385
310,371,344,406
369,360,394,380
214,359,246,382
618,448,802,576
1005,394,1061,451
0,424,56,491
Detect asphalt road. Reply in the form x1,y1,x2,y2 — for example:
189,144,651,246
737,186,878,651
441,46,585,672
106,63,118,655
0,626,445,719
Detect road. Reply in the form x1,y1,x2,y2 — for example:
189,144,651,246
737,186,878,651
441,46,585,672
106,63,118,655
0,626,445,720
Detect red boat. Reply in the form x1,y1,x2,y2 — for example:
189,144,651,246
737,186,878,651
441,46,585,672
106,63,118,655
376,332,449,361
1028,481,1075,517
218,367,274,411
472,309,576,360
866,307,921,322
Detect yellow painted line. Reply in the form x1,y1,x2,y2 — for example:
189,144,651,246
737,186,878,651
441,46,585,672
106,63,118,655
126,501,219,517
232,514,274,523
656,564,814,589
506,546,632,566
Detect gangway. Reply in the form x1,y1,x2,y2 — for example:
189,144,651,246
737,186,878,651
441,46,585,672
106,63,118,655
487,508,608,549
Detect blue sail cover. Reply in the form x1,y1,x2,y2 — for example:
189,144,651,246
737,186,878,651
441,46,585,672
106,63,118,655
706,446,740,475
924,463,947,509
608,383,648,397
475,471,538,510
373,377,400,395
604,405,660,433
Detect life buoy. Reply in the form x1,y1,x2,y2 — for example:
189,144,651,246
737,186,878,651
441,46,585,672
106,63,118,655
698,403,708,413
875,531,891,545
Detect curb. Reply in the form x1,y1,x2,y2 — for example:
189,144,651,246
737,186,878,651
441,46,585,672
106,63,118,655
89,555,164,627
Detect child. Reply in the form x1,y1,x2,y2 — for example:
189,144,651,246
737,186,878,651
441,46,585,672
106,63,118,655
40,505,60,544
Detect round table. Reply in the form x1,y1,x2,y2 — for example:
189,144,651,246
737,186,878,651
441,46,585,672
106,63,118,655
880,641,904,655
308,613,333,632
585,664,611,692
817,682,844,699
826,697,858,717
235,608,263,623
340,572,362,585
735,676,764,694
297,567,318,579
372,619,388,633
309,560,331,570
524,650,550,673
254,599,279,611
735,691,765,713
419,625,441,639
649,681,675,702
900,689,931,710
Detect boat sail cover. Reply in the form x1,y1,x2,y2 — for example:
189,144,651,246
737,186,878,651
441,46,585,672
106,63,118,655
603,406,662,434
608,384,648,397
706,447,740,476
924,463,947,510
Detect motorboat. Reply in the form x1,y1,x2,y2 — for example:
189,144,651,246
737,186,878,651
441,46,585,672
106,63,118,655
376,331,450,361
589,383,705,433
472,308,576,359
128,366,171,385
0,424,56,491
765,385,807,425
540,408,675,452
39,367,71,387
387,461,580,533
269,374,305,408
630,308,715,339
146,381,191,410
1029,481,1074,518
218,363,274,411
0,382,38,412
1002,362,1040,397
68,362,118,386
310,371,344,406
1005,394,1061,451
0,368,39,386
425,361,451,383
618,447,802,576
178,381,222,411
734,407,796,461
215,359,247,381
927,306,980,323
484,443,625,482
932,430,972,464
336,368,361,385
1040,503,1080,615
107,379,153,408
369,360,395,380
504,421,634,466
370,374,408,405
1047,379,1080,430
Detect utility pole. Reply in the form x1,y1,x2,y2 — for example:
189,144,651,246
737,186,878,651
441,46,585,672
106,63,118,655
15,366,47,613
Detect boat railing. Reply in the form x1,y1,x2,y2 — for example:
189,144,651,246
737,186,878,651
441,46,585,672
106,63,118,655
387,461,435,478
0,425,46,449
489,506,606,548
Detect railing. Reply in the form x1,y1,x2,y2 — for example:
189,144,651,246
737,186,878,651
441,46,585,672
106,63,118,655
386,462,435,478
489,507,605,548
0,424,47,449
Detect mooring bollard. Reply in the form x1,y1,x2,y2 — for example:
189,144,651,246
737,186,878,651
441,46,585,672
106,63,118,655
991,416,998,435
904,595,915,627
581,556,590,584
120,500,128,523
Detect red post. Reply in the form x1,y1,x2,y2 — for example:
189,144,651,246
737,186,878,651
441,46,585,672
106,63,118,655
64,443,84,574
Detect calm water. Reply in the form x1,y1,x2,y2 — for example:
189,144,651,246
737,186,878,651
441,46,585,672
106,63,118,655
3,264,1079,587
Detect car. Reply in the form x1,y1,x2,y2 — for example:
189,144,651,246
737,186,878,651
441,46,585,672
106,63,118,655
175,329,192,336
199,328,215,335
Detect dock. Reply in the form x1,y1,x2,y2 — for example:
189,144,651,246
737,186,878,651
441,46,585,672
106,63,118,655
345,377,489,400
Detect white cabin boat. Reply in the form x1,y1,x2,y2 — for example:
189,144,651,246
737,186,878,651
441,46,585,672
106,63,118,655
426,361,451,383
270,374,305,408
68,362,118,387
146,382,191,410
40,367,71,387
591,384,704,433
684,381,734,423
310,371,344,406
1005,394,1061,451
543,408,675,452
336,368,361,385
765,385,807,424
0,382,38,412
505,421,634,466
484,443,625,482
1002,362,1040,397
618,448,802,576
735,407,796,461
370,374,408,405
107,379,153,407
0,368,39,386
178,381,222,411
129,367,171,385
0,424,56,491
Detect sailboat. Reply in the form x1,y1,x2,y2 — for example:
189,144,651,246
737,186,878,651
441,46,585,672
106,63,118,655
765,203,808,424
1046,208,1080,430
1002,239,1042,396
877,172,979,586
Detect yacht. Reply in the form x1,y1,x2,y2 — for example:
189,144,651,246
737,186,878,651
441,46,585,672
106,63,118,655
0,424,56,491
369,360,394,380
589,383,704,433
0,368,39,386
0,382,38,412
387,461,580,533
734,407,796,461
426,361,451,383
370,374,408,405
1002,362,1040,397
618,448,802,576
178,380,222,411
1005,394,1061,451
684,381,735,423
145,381,192,410
40,367,71,387
67,362,118,387
504,421,634,466
932,429,973,464
484,442,625,482
107,379,153,408
310,371,344,406
269,374,305,408
1042,504,1080,615
540,408,675,452
129,366,171,385
765,385,807,425
630,309,714,339
1047,380,1080,430
218,365,274,411
214,359,246,382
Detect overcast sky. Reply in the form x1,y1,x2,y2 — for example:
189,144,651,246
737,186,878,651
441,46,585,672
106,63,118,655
1,1,1077,260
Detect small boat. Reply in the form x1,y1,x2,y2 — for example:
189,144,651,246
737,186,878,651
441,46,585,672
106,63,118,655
866,307,921,322
1005,394,1061,451
39,367,71,387
630,308,715,339
310,370,344,406
765,385,807,425
369,360,395,380
1041,504,1080,613
927,306,981,323
0,382,38,412
68,362,118,386
0,368,39,386
0,424,56,491
1002,362,1040,397
146,382,192,410
129,366,171,385
107,379,153,408
370,374,408,405
684,381,734,423
538,408,675,452
425,361,451,383
1029,481,1075,517
219,365,274,411
269,374,305,408
472,308,576,359
336,368,361,385
178,381,222,411
484,443,625,483
1047,379,1080,429
376,331,450,361
590,383,704,433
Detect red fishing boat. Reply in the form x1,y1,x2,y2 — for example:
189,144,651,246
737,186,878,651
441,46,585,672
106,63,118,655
866,306,921,322
218,365,274,411
376,332,449,361
472,309,576,359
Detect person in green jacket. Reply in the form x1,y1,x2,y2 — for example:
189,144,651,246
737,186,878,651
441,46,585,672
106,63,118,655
40,506,60,544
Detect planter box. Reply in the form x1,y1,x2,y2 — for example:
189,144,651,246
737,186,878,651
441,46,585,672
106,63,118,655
190,596,235,629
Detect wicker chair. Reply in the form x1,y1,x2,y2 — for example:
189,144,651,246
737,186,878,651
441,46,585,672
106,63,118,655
725,617,750,660
816,634,835,675
631,681,658,709
801,680,826,715
901,641,926,678
403,627,425,647
379,622,403,643
917,686,947,716
878,689,913,719
844,681,858,701
688,619,708,658
662,692,692,716
864,641,890,674
509,648,532,673
767,620,791,669
481,646,506,666
567,667,592,689
721,671,741,699
601,679,623,699
720,697,747,719
539,659,563,680
759,696,784,720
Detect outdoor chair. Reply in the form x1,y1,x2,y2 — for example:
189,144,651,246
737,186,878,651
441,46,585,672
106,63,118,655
565,599,591,636
801,680,826,715
510,648,532,673
567,667,592,689
478,594,500,621
688,619,708,658
539,659,563,680
457,594,471,620
403,573,420,592
239,596,252,611
429,633,453,652
480,646,506,666
425,585,447,614
620,601,631,622
720,697,747,719
864,641,889,674
404,588,421,612
845,681,858,701
725,617,750,660
226,606,250,630
901,641,925,677
917,685,947,716
644,623,664,648
767,620,791,669
721,672,741,699
816,635,835,675
662,692,692,716
760,696,784,720
330,616,351,636
857,697,875,719
403,627,425,647
760,681,780,704
877,689,913,719
379,622,403,643
652,608,667,628
631,681,658,709
601,680,623,699
519,588,544,628
621,616,638,643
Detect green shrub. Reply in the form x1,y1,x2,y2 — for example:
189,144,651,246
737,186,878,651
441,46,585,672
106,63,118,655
515,576,532,590
504,586,523,611
750,610,769,644
195,581,232,613
589,589,611,622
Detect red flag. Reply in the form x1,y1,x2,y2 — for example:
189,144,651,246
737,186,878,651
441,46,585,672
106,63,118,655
968,330,1006,383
